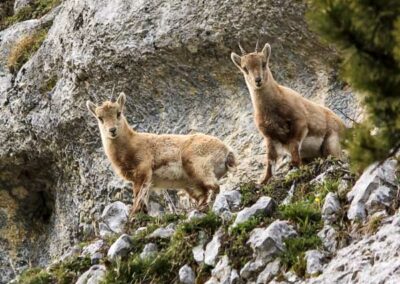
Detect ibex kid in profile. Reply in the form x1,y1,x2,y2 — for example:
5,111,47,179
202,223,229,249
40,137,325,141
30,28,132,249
87,93,236,214
231,42,345,184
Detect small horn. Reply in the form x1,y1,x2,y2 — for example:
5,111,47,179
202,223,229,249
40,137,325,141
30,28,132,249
255,39,260,52
238,42,246,55
110,84,116,102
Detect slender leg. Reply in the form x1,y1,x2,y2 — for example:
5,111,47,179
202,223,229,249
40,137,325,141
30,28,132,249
131,165,152,215
259,138,277,185
288,125,308,167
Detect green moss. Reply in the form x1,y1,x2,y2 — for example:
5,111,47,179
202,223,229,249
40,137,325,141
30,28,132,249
49,256,91,284
18,268,52,284
7,27,49,74
0,0,60,30
17,256,91,284
39,75,58,94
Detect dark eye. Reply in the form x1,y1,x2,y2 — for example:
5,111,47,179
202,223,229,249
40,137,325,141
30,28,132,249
98,117,103,123
117,112,121,119
262,62,267,69
243,67,249,74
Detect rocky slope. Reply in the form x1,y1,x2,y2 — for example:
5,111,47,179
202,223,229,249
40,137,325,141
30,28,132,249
0,0,366,283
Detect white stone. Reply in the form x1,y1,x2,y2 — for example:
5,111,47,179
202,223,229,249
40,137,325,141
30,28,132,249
211,255,231,283
347,160,397,221
187,209,206,221
192,244,205,264
305,250,325,275
365,185,394,214
75,265,106,284
322,192,341,223
317,225,338,253
256,258,281,284
140,243,157,259
147,225,175,239
101,201,129,234
204,229,223,266
179,264,195,284
247,220,297,259
240,258,265,280
232,196,276,227
107,234,133,260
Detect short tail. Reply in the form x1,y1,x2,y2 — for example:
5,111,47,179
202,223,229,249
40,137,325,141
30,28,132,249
226,151,237,170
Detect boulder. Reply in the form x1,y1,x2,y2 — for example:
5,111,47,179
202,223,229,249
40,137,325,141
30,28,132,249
140,243,158,259
317,225,338,253
305,250,325,275
321,192,341,223
147,223,176,239
179,264,195,284
204,229,223,266
232,196,276,227
187,210,206,221
347,159,397,221
107,234,133,260
213,190,242,215
81,240,106,264
240,259,265,280
365,185,394,215
75,265,106,284
247,220,297,260
256,258,281,284
101,202,129,234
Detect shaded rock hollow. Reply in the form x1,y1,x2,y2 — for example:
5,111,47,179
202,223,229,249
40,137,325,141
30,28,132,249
0,0,359,282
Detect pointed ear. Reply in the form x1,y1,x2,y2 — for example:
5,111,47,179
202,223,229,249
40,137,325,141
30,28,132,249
86,101,97,117
231,52,242,70
117,92,126,110
262,43,271,63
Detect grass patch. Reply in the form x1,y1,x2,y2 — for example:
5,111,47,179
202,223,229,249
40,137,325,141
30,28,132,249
7,27,49,74
103,212,220,283
239,157,353,208
18,268,52,284
0,0,60,30
278,202,323,277
49,256,91,284
18,256,91,284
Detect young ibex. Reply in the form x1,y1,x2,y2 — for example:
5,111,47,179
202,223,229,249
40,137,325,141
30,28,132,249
231,42,345,184
87,93,236,213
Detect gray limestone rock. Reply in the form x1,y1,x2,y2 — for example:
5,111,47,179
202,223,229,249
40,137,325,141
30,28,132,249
233,196,276,227
107,234,133,260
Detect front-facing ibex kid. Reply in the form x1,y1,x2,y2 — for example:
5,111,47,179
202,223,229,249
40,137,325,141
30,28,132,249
231,42,345,184
87,93,236,214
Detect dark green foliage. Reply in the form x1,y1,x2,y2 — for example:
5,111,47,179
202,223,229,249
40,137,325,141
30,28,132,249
0,0,60,30
307,0,400,172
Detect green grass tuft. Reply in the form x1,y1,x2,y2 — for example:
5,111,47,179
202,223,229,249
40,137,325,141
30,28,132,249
18,268,52,284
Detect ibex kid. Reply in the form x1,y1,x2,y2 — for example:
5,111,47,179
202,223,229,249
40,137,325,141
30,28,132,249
87,93,236,213
231,42,345,184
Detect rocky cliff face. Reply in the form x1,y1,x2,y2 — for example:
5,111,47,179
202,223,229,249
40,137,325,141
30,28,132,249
0,0,363,283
